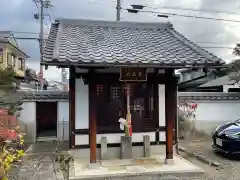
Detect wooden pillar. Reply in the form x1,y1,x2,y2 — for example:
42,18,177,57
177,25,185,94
165,69,177,163
89,70,97,163
69,66,76,148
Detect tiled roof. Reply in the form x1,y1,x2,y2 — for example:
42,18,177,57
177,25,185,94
199,74,235,87
42,19,224,67
178,92,240,101
22,91,68,101
0,31,29,58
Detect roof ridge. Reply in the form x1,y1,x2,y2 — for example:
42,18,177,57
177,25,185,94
56,18,172,30
167,28,224,65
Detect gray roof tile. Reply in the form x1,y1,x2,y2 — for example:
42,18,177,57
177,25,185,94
22,91,68,101
199,72,237,87
42,19,224,67
179,92,240,101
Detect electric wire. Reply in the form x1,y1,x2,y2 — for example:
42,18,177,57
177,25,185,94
142,4,240,16
123,8,240,23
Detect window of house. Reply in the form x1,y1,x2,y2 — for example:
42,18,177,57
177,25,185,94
12,54,16,67
19,58,25,70
7,52,12,67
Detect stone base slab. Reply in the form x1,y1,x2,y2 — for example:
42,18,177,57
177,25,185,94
70,155,204,179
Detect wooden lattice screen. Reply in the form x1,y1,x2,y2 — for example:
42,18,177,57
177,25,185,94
95,83,157,133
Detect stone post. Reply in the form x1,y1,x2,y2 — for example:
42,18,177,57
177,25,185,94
121,136,132,159
100,136,107,160
143,135,150,157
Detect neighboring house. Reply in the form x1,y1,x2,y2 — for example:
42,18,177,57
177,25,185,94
177,67,221,91
193,59,240,92
178,60,240,92
178,68,207,83
197,72,240,92
17,68,51,91
0,31,29,78
41,19,223,164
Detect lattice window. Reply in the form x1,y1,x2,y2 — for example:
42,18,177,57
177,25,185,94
133,98,144,117
110,86,121,100
96,84,104,96
149,97,154,111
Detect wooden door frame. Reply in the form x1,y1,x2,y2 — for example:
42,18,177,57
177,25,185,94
35,101,58,138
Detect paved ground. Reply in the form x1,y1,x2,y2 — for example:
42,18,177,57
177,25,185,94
179,139,240,180
8,140,240,180
7,141,58,180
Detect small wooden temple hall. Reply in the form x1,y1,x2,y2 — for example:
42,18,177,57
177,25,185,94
42,19,224,164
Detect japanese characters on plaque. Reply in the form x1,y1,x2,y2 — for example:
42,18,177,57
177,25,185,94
120,68,147,81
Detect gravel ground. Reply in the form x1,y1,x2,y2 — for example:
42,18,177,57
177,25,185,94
179,140,240,180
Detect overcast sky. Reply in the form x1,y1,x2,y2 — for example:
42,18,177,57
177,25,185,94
1,0,240,81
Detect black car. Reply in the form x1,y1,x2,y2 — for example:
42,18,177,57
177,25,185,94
212,119,240,155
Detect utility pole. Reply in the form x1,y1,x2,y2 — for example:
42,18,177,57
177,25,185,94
39,0,44,90
116,0,121,21
33,0,53,90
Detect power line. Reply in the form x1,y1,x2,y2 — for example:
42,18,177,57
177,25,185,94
124,8,240,23
10,31,49,35
2,36,40,40
202,46,234,49
144,5,240,16
195,41,234,44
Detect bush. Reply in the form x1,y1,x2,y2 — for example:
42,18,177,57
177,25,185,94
0,110,25,180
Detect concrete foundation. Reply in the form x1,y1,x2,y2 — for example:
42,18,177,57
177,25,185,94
70,155,204,179
69,144,172,160
164,158,174,165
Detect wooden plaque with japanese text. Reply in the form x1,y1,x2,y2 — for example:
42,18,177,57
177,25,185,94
120,68,147,82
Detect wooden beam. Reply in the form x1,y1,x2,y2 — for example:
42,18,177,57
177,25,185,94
89,70,97,163
69,66,76,148
76,73,165,84
165,69,177,160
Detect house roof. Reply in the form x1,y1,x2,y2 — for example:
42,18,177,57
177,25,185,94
0,31,29,58
22,91,68,101
42,19,224,68
199,72,237,87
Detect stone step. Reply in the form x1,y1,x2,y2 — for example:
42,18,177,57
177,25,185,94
36,136,58,142
69,171,204,180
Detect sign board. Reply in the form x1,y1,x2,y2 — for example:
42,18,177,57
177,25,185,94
120,68,147,82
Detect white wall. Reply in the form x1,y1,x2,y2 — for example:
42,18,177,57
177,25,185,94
75,78,89,129
58,102,69,141
58,102,69,122
19,102,36,142
159,84,166,141
185,101,240,135
19,102,36,123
